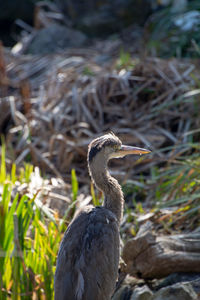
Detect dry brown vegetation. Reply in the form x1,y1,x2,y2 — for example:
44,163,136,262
1,43,200,186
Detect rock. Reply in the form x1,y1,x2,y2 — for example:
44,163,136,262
112,285,133,300
154,282,198,300
113,280,198,300
55,0,152,37
0,0,36,22
131,285,153,300
191,278,200,294
26,24,88,54
156,272,200,291
155,273,200,297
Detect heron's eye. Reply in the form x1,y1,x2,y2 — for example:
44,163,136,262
113,145,119,151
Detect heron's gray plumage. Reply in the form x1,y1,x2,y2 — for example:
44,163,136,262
54,133,150,300
54,206,119,300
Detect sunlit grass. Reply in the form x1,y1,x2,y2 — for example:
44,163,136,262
124,144,200,233
151,152,200,229
0,146,66,299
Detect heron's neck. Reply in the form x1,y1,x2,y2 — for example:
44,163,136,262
89,162,124,224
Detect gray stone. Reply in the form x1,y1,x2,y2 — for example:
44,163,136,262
131,285,153,300
55,0,152,37
112,285,133,300
154,282,198,300
26,24,87,54
0,0,35,22
156,272,200,291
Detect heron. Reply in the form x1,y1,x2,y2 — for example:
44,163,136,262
54,133,150,300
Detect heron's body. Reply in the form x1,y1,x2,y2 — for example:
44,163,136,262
54,133,150,300
55,206,119,300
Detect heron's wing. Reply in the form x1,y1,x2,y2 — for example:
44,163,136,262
81,207,119,300
54,205,94,300
54,206,119,300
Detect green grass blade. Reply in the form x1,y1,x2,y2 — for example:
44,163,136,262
0,138,6,182
71,168,78,202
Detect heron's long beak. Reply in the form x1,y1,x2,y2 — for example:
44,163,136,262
114,145,151,158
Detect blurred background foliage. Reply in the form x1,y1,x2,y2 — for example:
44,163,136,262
147,1,200,58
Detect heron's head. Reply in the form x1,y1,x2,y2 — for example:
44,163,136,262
88,133,150,167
